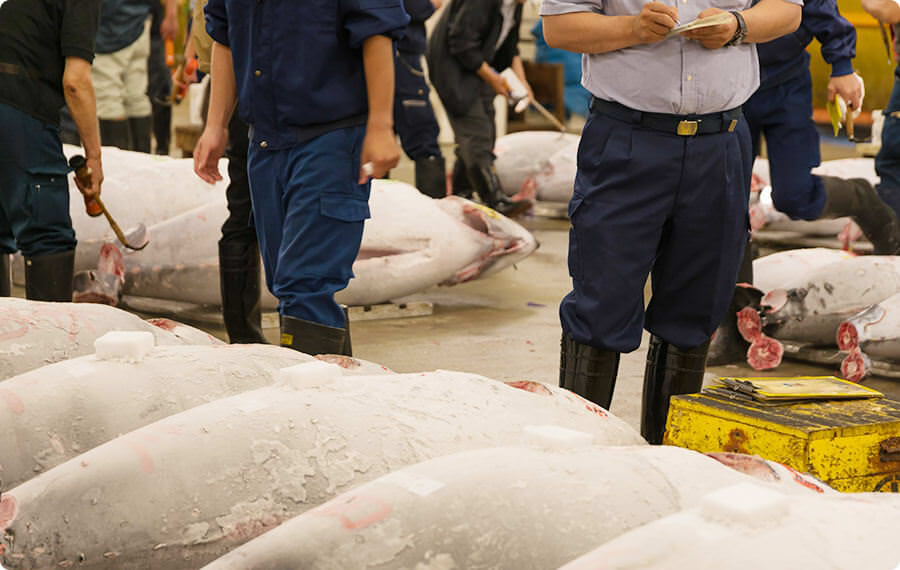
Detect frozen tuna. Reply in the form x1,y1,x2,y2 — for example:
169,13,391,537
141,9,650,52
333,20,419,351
0,370,643,569
202,440,832,570
494,131,580,202
560,483,900,570
0,340,328,489
67,179,537,307
837,291,900,381
752,248,853,294
761,256,900,346
0,298,220,381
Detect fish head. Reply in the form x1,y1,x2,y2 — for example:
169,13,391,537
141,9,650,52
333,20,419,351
760,287,808,335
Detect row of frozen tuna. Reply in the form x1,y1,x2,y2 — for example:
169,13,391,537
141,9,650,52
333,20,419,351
723,248,900,380
2,299,899,568
19,146,538,309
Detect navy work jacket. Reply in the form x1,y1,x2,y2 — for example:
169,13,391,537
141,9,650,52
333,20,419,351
758,0,855,89
205,0,409,150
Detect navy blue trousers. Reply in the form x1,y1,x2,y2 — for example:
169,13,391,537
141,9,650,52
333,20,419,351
560,109,751,352
876,64,900,217
394,52,442,160
0,102,76,257
743,70,826,221
247,126,370,328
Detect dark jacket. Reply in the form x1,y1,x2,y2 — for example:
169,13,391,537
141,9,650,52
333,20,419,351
399,0,435,55
205,0,409,150
0,0,102,125
426,0,521,117
757,0,855,89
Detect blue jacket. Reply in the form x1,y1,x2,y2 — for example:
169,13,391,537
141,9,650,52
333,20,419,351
398,0,434,55
205,0,409,150
757,0,855,89
95,0,152,54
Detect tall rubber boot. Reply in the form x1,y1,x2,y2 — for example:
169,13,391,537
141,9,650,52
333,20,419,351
414,155,447,199
99,119,133,150
559,332,620,410
219,240,267,344
641,335,709,444
24,250,75,302
820,175,900,255
451,158,473,200
467,163,532,218
280,314,348,356
0,253,11,297
342,305,352,357
151,103,171,155
707,241,758,366
128,116,153,154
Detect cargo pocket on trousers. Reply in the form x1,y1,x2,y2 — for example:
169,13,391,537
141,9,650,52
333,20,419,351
320,194,371,223
567,193,585,282
25,164,72,230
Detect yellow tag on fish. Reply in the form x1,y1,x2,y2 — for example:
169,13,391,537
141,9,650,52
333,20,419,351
826,96,844,137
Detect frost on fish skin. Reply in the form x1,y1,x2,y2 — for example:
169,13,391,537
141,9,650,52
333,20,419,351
250,440,315,503
329,519,415,569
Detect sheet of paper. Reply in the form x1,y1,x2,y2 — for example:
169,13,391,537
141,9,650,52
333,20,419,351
666,12,734,38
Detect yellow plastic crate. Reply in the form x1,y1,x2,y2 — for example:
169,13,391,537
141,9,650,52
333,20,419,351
665,392,900,493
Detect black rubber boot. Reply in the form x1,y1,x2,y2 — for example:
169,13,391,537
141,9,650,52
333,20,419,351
0,253,10,297
280,314,348,356
24,250,75,302
707,242,759,366
128,116,153,154
641,335,710,444
342,305,352,357
820,175,900,255
219,240,267,344
151,103,171,155
467,164,531,218
559,332,620,409
99,119,133,150
414,155,447,199
451,158,473,200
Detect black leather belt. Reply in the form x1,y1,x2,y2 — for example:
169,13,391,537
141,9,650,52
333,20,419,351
590,97,741,136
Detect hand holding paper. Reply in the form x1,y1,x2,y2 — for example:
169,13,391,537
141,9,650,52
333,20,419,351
672,9,738,49
632,1,679,44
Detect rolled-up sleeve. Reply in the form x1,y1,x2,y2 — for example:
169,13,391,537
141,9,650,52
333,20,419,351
341,0,410,49
540,0,604,16
404,0,436,22
204,0,230,47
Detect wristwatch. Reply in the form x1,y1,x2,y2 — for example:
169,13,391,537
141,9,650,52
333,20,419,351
724,11,747,47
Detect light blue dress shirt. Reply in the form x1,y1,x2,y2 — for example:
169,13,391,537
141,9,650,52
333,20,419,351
540,0,803,114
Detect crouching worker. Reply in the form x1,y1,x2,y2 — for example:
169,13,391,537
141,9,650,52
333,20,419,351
194,1,408,356
0,0,104,301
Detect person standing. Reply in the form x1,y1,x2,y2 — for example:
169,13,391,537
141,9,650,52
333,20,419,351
708,0,900,365
0,0,105,301
194,0,408,355
396,0,446,199
427,0,533,218
92,0,176,152
863,0,900,220
542,0,801,443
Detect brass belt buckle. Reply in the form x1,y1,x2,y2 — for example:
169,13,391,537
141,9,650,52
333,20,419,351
728,119,738,132
677,120,699,136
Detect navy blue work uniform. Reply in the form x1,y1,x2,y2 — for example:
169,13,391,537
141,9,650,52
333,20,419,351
394,0,441,161
542,0,774,353
205,0,408,329
876,26,900,216
0,0,101,258
743,0,856,220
